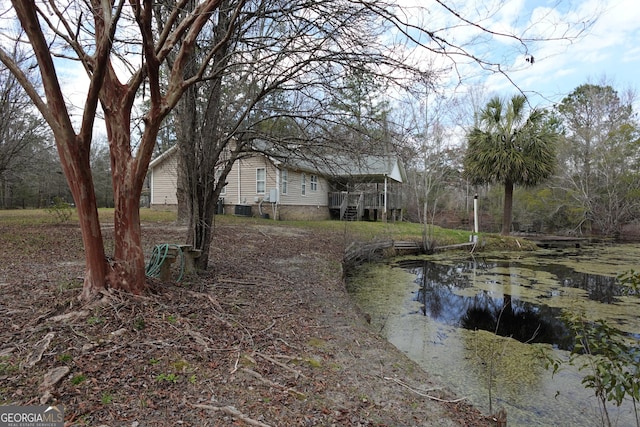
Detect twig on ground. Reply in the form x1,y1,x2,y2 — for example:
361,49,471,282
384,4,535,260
242,368,307,401
255,352,306,379
217,278,258,286
276,338,301,351
384,376,466,403
242,367,283,389
190,403,272,427
259,320,276,334
230,352,240,374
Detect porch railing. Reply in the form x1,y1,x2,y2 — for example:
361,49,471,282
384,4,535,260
328,191,401,211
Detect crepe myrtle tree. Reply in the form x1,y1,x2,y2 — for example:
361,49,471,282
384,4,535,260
464,95,560,235
0,0,240,300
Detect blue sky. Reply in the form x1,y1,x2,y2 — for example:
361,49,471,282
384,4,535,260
468,0,640,107
386,0,640,143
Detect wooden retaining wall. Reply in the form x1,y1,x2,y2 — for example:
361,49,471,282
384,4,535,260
343,240,423,271
342,240,477,273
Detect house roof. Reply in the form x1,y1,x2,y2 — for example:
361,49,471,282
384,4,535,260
333,154,406,183
149,145,178,169
277,154,406,183
255,141,406,184
149,142,406,184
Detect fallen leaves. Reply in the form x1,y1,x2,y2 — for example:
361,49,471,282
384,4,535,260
0,219,490,426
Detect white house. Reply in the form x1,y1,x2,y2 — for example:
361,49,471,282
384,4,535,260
148,145,406,221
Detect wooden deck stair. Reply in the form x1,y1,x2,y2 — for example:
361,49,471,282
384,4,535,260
342,206,359,221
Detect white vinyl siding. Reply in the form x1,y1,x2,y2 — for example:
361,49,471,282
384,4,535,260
149,148,329,209
225,155,277,205
276,169,327,207
150,154,178,205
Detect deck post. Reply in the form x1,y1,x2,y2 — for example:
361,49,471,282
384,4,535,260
383,175,388,223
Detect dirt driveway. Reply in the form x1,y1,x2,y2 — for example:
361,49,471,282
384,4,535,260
0,218,490,426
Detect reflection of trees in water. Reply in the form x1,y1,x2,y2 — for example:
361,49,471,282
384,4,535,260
537,262,620,303
460,296,573,350
398,259,475,323
398,259,578,350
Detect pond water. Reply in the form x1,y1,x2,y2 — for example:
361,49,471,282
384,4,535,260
346,244,640,426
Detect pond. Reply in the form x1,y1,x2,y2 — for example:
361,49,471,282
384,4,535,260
346,244,640,426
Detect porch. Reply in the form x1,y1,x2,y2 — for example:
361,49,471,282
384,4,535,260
328,191,403,221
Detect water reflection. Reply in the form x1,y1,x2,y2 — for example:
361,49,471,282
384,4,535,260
396,258,622,351
347,246,640,426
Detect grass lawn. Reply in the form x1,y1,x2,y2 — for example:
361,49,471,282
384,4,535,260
0,207,534,251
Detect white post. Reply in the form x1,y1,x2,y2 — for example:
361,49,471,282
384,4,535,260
383,175,388,223
473,193,479,242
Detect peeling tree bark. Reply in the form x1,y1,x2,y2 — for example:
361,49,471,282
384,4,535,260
7,1,109,299
4,0,225,300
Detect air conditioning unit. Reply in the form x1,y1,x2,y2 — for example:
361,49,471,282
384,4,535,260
234,205,252,217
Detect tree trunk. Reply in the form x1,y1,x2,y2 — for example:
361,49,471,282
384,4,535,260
103,103,149,295
62,139,109,300
191,184,218,269
176,163,190,225
110,186,146,294
502,180,514,235
176,92,196,226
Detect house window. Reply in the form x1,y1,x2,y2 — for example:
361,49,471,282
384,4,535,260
310,174,318,191
256,168,265,194
301,173,306,196
281,169,288,195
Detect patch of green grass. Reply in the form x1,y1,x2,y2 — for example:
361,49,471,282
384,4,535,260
71,374,87,385
0,357,18,375
0,209,68,225
171,359,189,372
57,280,83,293
87,316,103,325
156,373,179,383
240,354,256,367
133,317,146,330
57,353,72,363
101,392,113,405
305,358,322,368
227,216,474,247
306,337,327,348
149,358,160,365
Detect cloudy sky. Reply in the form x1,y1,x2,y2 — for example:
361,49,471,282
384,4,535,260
8,0,637,135
457,0,640,107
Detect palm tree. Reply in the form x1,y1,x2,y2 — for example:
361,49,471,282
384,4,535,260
464,95,559,235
